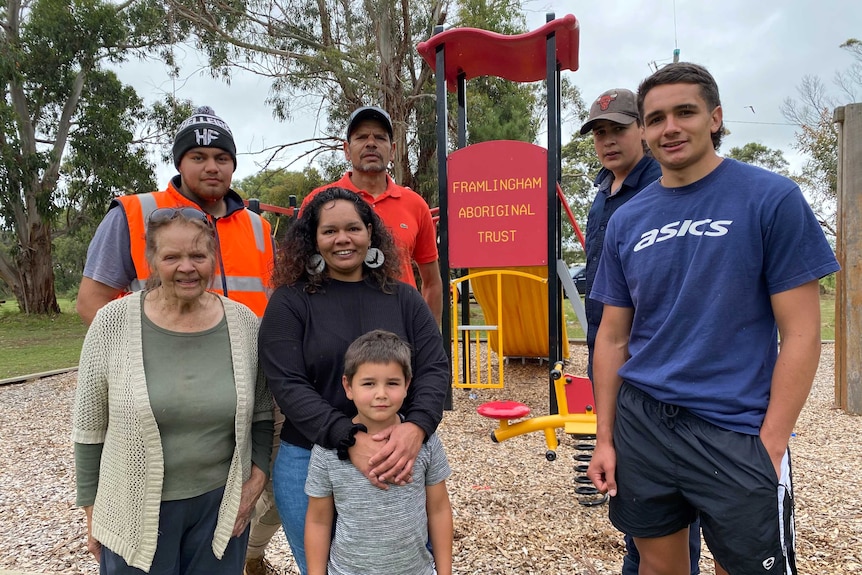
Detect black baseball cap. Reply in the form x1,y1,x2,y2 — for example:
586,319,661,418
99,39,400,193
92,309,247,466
346,106,393,140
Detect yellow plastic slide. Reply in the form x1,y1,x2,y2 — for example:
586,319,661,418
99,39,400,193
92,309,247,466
467,265,569,359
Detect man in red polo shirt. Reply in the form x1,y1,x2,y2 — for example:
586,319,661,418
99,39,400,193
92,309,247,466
304,106,442,323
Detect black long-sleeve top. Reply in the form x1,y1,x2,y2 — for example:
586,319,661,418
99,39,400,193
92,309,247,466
259,278,449,450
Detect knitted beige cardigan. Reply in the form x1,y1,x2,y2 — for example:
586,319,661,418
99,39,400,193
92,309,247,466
72,293,273,572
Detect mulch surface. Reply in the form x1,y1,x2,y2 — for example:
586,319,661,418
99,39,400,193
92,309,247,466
1,343,859,574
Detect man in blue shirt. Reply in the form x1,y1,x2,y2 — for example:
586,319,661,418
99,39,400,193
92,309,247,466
587,63,838,575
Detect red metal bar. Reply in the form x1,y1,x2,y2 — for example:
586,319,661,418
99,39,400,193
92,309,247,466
557,183,585,250
243,200,297,218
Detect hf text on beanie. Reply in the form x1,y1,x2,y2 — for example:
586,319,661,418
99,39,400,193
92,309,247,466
172,106,237,170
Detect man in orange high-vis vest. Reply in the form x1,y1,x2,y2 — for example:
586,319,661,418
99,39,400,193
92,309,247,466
77,106,283,575
77,105,274,322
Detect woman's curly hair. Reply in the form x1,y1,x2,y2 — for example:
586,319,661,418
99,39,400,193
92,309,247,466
271,187,402,292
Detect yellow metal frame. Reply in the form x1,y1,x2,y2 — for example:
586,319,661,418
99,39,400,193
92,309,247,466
483,361,597,459
450,270,546,389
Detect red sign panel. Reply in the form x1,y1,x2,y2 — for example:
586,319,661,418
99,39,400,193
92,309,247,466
448,140,548,267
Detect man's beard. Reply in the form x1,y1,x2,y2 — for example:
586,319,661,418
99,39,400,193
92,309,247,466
356,161,387,174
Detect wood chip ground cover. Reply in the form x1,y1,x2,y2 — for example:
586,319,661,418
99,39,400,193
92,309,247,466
0,344,859,574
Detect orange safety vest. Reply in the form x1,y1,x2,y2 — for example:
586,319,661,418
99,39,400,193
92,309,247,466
117,182,274,317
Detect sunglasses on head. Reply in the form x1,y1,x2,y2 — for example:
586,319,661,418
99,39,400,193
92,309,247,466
147,207,209,225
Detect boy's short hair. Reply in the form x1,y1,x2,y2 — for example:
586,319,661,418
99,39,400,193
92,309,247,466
344,330,413,383
636,62,724,150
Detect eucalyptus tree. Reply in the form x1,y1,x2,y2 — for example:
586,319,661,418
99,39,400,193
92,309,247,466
166,0,448,201
727,142,790,175
780,37,861,238
165,0,566,207
1,0,184,313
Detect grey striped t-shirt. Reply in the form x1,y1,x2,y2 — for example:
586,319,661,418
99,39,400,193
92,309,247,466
305,432,451,575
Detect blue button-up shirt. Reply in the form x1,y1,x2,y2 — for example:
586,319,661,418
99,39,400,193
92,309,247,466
584,155,661,378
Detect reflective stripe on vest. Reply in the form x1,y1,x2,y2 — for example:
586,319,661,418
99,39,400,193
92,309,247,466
248,210,266,253
138,194,159,228
117,186,273,316
137,193,265,253
130,274,265,293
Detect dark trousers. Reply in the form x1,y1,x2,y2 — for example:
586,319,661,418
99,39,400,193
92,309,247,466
100,486,250,575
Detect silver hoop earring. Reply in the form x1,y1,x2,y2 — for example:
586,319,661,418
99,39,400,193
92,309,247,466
306,253,325,275
364,247,384,269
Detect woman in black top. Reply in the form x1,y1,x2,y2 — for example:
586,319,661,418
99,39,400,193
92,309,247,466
259,187,448,575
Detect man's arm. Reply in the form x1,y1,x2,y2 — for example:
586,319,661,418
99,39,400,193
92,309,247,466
417,260,443,325
426,480,453,575
760,279,822,478
76,278,123,326
76,206,136,326
586,304,633,497
304,495,334,575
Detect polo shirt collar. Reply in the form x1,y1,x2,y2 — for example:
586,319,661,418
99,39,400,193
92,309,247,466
593,155,655,196
346,172,402,199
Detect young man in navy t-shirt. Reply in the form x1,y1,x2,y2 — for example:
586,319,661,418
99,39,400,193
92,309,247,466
587,63,839,575
580,87,701,575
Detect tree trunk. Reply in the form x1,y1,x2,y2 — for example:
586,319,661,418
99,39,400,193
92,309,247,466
12,220,60,314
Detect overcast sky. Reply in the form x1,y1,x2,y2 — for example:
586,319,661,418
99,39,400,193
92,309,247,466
117,0,862,185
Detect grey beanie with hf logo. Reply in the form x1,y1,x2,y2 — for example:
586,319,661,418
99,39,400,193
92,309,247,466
172,105,237,170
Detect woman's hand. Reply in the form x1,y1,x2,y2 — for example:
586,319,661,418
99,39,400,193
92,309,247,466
366,423,425,489
232,465,267,537
370,422,423,485
83,506,102,562
350,422,424,489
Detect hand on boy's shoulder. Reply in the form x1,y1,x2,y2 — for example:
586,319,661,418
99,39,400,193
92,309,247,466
349,431,382,478
369,422,423,484
347,422,423,489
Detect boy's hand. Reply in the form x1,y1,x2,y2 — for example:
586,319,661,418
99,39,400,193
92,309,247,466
586,442,618,497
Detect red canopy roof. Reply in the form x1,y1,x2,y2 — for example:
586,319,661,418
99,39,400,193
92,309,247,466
416,14,579,92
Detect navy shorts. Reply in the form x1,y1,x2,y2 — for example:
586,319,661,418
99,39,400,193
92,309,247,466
100,486,249,575
610,383,797,575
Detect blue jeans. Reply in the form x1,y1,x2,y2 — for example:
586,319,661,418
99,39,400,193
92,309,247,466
272,441,311,575
621,519,702,575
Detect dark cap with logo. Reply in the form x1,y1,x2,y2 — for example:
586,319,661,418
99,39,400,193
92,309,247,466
346,106,393,140
172,106,237,170
579,89,640,135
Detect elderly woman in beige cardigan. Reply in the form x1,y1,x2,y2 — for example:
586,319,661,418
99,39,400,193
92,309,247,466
72,207,273,574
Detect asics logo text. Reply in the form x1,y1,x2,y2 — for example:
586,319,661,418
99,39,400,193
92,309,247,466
633,218,733,252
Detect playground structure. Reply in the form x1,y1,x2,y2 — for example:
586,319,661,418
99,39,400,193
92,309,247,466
418,14,585,404
449,268,575,389
249,14,604,462
475,361,606,505
476,361,596,461
416,14,604,478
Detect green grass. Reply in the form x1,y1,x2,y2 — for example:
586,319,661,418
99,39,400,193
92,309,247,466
0,298,87,380
820,293,835,341
462,292,837,342
0,292,837,380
